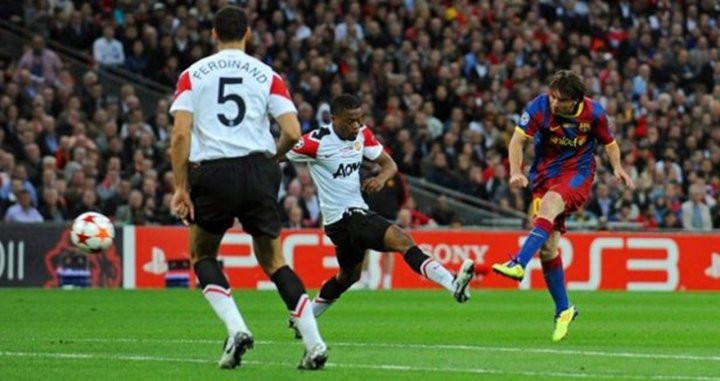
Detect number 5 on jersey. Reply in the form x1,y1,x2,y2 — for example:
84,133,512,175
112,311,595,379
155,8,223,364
217,77,246,127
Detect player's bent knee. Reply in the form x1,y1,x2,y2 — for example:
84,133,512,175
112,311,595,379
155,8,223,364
252,235,286,276
538,192,565,220
384,225,414,252
257,254,286,277
337,262,362,285
337,269,361,285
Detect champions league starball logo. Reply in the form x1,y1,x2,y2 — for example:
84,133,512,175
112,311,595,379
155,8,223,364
520,112,530,126
43,229,122,288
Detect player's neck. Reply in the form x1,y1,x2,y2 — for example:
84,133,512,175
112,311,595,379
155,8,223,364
556,100,584,118
217,40,246,51
331,125,351,141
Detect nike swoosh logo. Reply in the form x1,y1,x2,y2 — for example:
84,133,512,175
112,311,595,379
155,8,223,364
550,125,562,131
529,231,544,238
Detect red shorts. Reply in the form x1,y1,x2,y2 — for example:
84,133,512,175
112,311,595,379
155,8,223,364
530,173,594,233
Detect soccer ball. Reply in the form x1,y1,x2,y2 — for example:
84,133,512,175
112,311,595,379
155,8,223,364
70,212,115,254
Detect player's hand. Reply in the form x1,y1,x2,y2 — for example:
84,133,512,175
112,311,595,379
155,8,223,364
362,177,385,193
171,189,194,225
509,173,529,188
614,168,635,190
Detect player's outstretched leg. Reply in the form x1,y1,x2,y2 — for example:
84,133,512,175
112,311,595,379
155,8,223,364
191,226,253,369
254,235,327,370
385,225,474,302
493,192,564,281
539,235,578,342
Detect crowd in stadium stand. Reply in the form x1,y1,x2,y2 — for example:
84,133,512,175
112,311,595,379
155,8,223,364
1,0,719,231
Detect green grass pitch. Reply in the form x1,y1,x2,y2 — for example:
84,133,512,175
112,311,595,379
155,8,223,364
1,289,719,380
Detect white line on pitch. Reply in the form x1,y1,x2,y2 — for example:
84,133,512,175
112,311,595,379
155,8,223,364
0,350,718,381
5,337,719,363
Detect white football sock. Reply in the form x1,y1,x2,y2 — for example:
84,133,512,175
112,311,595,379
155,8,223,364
382,274,392,289
203,285,250,336
291,294,325,350
420,259,455,292
359,270,369,288
312,297,334,318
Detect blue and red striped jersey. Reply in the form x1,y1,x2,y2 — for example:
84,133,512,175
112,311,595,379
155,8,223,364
516,94,616,191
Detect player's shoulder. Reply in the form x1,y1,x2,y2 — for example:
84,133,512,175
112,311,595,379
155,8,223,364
309,126,332,141
360,126,380,145
526,94,550,114
185,53,216,73
232,50,276,78
293,127,332,157
586,97,607,114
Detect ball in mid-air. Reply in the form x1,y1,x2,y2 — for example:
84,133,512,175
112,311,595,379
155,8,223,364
70,212,115,254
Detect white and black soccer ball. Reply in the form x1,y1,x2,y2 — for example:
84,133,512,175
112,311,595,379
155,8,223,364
70,212,115,254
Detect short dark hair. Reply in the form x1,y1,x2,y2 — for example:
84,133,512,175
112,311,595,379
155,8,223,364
548,70,586,101
331,94,361,115
214,6,248,42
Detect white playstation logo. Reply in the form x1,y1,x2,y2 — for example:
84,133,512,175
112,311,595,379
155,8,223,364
143,247,168,275
705,253,720,279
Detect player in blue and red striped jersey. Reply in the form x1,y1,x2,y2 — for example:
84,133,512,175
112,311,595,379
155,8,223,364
492,70,635,341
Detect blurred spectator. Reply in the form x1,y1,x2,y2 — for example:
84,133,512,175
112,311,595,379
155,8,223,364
14,35,62,86
4,189,43,223
661,211,682,229
712,195,720,229
431,194,456,226
586,183,616,221
115,189,146,225
93,24,125,67
0,164,38,206
299,183,320,227
38,187,67,222
56,10,97,51
125,39,149,76
681,183,712,231
397,208,413,229
567,206,599,230
403,197,435,228
285,206,304,229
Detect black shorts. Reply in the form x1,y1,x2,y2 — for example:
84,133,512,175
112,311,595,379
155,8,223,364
189,153,282,237
324,208,393,269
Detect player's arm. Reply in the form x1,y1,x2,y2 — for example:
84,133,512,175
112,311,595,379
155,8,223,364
597,111,635,190
604,140,635,189
363,151,397,193
268,73,301,161
273,112,302,161
509,128,529,188
170,110,194,223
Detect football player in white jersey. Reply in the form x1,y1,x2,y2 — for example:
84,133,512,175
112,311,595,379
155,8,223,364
169,6,326,370
286,94,477,327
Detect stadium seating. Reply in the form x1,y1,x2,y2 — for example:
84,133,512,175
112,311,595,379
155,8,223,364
0,1,718,230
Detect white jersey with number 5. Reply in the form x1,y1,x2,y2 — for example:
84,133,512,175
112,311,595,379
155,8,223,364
169,49,296,162
286,125,384,225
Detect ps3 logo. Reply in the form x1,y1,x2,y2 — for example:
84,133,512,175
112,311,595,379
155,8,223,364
518,237,679,291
